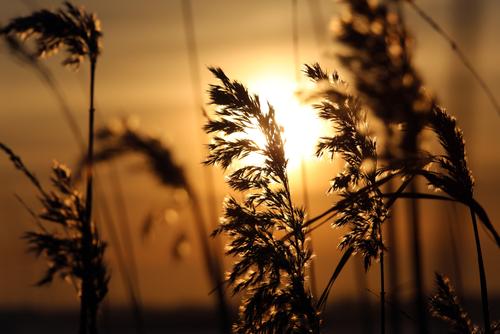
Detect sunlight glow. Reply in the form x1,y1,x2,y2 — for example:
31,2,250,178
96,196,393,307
245,76,324,170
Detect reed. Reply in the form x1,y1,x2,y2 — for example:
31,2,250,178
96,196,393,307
76,119,231,333
429,273,500,333
204,67,320,332
2,3,103,333
0,143,108,334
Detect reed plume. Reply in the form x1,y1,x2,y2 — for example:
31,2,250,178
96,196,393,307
1,1,101,68
0,143,108,331
429,273,499,334
421,107,500,332
304,63,411,333
333,1,433,331
2,3,103,333
205,67,320,333
78,119,231,333
306,64,384,269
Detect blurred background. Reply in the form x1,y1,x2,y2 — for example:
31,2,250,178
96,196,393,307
0,0,498,333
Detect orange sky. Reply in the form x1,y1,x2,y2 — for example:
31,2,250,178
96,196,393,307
0,0,499,312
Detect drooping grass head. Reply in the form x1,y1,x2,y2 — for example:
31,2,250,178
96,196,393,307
1,1,102,67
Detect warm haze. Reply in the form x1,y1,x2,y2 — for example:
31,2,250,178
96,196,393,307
0,1,499,333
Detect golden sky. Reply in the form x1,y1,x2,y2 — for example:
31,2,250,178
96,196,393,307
0,0,499,312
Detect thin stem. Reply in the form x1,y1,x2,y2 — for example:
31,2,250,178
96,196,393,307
291,0,300,83
291,0,317,295
316,178,411,310
108,166,143,311
306,0,326,55
470,208,491,333
95,176,143,334
301,160,317,297
354,260,372,334
380,227,386,334
382,191,499,245
181,4,230,330
81,59,97,334
381,192,455,202
408,182,427,334
405,0,500,117
384,180,401,334
446,203,464,296
187,186,231,334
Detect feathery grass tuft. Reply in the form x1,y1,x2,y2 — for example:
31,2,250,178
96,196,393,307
77,119,187,189
1,1,101,68
429,273,476,334
333,2,434,331
0,142,108,317
423,107,498,333
205,67,320,333
81,119,231,333
306,63,386,270
2,3,103,333
334,0,433,155
429,273,500,334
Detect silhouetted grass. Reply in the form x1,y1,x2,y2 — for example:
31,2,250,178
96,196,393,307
2,2,103,333
77,119,232,334
0,2,498,334
0,143,108,334
430,273,500,333
205,67,320,332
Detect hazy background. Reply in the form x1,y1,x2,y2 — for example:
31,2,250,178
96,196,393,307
0,0,499,332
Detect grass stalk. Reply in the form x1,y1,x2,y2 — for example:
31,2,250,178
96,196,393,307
186,187,231,334
446,203,464,295
384,180,401,333
405,0,500,117
181,2,231,331
290,0,318,298
301,159,317,297
408,182,427,334
95,176,143,333
316,178,411,311
379,227,386,334
469,209,491,333
108,166,142,307
81,59,97,334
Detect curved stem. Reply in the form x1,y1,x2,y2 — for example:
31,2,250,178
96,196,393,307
382,191,499,246
405,0,500,117
298,173,398,234
381,192,455,202
470,209,491,333
316,178,411,311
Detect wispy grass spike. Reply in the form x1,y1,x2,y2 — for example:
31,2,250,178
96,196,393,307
304,63,429,334
83,119,231,333
1,1,101,68
205,68,320,333
306,63,387,269
2,3,103,333
77,119,187,189
428,273,500,334
0,143,108,330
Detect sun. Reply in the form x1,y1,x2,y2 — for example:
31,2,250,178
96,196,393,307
245,76,324,169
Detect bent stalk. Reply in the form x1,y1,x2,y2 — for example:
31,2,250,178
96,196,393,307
470,209,490,333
